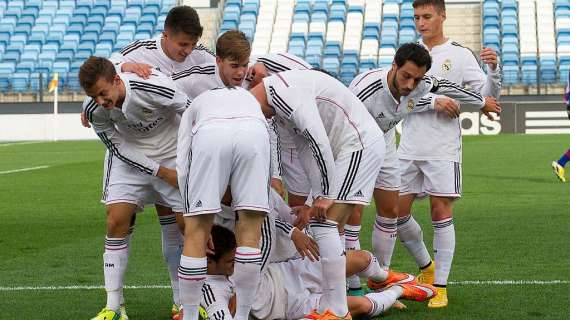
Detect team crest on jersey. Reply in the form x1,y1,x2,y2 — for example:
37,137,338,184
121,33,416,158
407,99,414,112
141,108,153,119
442,59,452,72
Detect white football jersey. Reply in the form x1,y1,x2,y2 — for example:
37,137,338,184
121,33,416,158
398,39,502,162
84,70,191,175
110,35,215,75
349,67,485,133
263,69,383,198
171,62,222,99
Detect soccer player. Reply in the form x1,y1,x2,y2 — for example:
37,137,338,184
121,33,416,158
200,224,437,320
551,78,570,182
396,0,503,308
347,42,501,288
79,7,215,318
79,57,192,320
176,86,271,320
249,69,385,318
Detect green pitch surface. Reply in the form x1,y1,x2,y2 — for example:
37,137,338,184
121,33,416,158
1,135,569,319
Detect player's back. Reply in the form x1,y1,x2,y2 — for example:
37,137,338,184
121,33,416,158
265,69,382,156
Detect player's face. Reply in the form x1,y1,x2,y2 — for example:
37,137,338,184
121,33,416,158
217,249,236,276
216,56,249,86
413,5,446,41
86,76,122,110
162,30,199,63
393,61,427,97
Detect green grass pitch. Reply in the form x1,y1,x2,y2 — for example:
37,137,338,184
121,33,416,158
1,134,569,319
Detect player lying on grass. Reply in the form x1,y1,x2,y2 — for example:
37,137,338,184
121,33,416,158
201,224,437,320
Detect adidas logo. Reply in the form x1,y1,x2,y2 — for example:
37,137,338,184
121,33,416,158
354,190,364,197
195,200,202,208
376,112,385,119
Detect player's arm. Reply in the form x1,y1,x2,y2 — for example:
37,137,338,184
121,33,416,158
83,97,161,176
133,73,193,115
202,280,234,320
466,47,502,99
267,118,285,197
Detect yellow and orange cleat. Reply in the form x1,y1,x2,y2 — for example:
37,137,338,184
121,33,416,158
398,283,438,302
367,270,417,291
302,309,352,320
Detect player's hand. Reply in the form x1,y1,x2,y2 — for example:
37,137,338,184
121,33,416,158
434,97,460,118
80,111,91,128
291,228,320,261
247,62,268,87
270,178,286,199
157,166,178,188
311,197,333,221
480,47,498,71
122,62,152,79
292,205,311,230
481,96,501,121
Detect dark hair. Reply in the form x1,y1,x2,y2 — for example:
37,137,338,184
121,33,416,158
208,225,237,262
394,43,432,71
78,56,116,91
165,6,203,38
412,0,446,13
216,30,251,61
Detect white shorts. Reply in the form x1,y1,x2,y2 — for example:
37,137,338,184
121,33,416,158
183,121,271,216
329,138,385,205
281,147,311,196
375,128,400,191
399,159,462,198
278,258,324,319
102,152,184,212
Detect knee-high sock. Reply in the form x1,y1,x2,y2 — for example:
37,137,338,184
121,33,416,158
311,219,348,315
104,237,129,311
364,286,403,317
397,214,431,269
432,218,455,286
179,255,207,320
159,214,183,306
372,216,397,269
119,225,135,306
233,246,262,320
345,224,362,290
558,149,570,166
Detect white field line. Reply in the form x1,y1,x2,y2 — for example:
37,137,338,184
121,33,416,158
0,165,50,175
1,280,569,291
0,141,45,147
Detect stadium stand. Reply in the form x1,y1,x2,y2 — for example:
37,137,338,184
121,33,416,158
1,0,570,95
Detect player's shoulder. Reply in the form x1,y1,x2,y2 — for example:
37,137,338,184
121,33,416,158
193,43,215,57
448,40,479,62
172,62,216,81
82,97,108,123
119,37,159,56
351,68,384,88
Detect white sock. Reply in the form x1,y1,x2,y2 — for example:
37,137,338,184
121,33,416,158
345,224,362,290
179,255,207,320
120,227,135,306
372,216,398,269
311,219,348,316
160,215,184,306
397,214,431,269
104,237,129,311
358,251,388,282
364,286,403,317
233,246,262,320
432,218,455,286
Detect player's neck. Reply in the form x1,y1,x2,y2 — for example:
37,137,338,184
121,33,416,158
422,34,447,50
387,69,401,101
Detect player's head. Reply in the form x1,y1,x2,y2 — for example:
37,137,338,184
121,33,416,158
216,30,251,86
413,0,446,41
207,225,237,276
162,6,203,63
79,56,124,110
391,43,432,96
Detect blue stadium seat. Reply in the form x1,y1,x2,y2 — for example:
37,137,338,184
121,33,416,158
359,59,377,72
11,72,29,92
322,56,340,77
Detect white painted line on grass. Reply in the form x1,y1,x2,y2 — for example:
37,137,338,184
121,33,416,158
0,141,45,147
1,280,569,292
0,165,50,175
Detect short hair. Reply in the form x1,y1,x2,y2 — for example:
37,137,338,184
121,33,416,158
208,225,237,263
394,43,432,71
216,30,251,61
164,6,203,39
78,56,116,91
412,0,446,13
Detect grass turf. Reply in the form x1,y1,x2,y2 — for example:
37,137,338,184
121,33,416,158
1,135,569,319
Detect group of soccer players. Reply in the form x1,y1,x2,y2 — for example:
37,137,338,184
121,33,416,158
79,1,503,319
